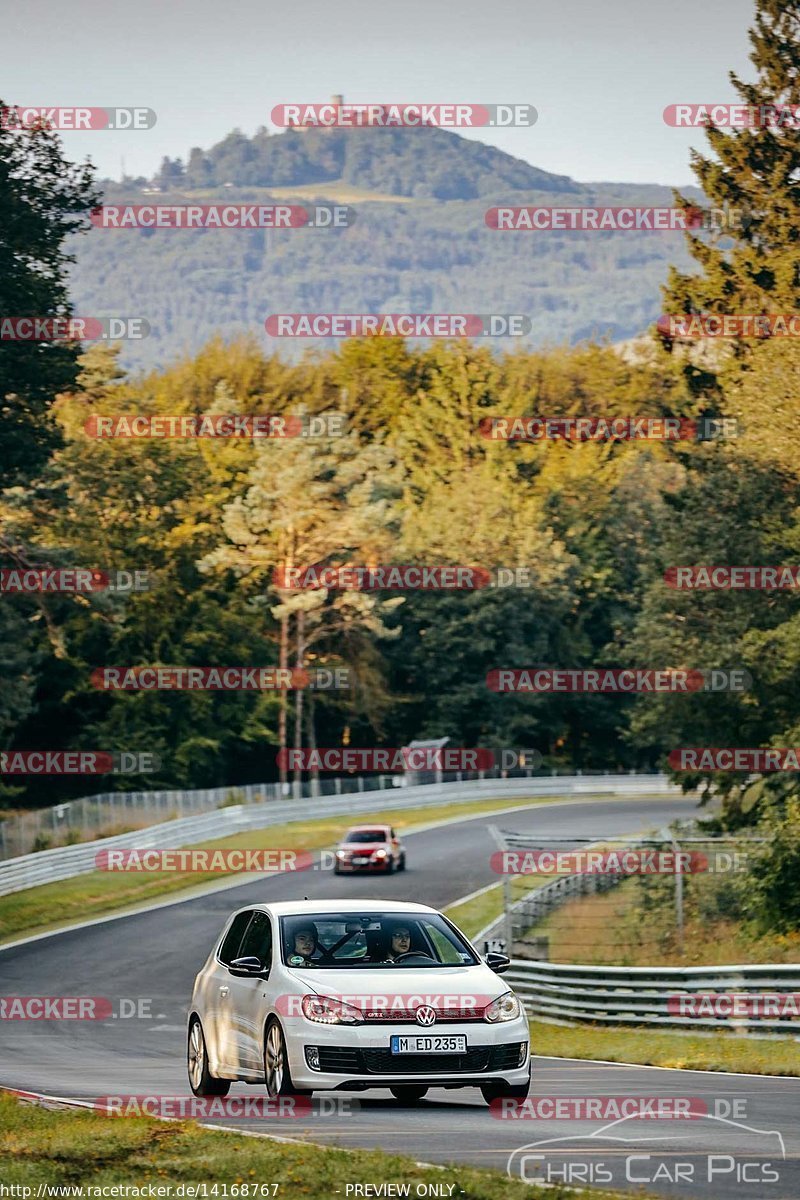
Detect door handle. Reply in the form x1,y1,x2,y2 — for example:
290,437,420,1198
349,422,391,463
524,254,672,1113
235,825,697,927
219,985,230,997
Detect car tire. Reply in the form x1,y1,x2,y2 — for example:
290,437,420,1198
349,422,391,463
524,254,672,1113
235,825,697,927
187,1017,230,1097
333,864,341,875
398,854,406,871
264,1018,310,1098
385,855,395,874
390,1085,428,1103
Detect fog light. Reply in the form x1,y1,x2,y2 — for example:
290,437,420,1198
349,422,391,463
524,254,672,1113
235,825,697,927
305,1045,320,1070
518,1041,528,1066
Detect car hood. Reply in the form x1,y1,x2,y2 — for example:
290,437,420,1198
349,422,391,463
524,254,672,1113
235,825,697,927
285,963,508,1007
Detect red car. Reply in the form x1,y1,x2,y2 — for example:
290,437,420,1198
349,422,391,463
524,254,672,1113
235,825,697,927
333,824,407,874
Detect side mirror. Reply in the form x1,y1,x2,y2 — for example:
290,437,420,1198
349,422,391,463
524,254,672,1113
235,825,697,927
229,956,266,977
485,951,511,975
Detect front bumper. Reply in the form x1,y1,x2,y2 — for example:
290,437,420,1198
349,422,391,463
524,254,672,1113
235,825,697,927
283,1014,530,1090
334,855,391,872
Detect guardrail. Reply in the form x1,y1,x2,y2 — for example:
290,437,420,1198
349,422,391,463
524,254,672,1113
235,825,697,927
0,772,676,897
0,765,670,861
478,848,638,951
506,959,800,1036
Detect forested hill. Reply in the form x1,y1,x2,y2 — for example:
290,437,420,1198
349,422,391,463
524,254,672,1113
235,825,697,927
110,124,583,199
73,125,702,371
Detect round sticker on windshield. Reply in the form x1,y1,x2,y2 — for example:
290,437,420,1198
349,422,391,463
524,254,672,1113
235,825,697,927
289,954,305,965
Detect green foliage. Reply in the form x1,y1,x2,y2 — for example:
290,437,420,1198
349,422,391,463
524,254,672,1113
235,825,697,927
73,176,702,374
744,800,800,932
0,334,704,803
164,125,579,199
0,99,99,489
662,0,800,345
629,2,800,824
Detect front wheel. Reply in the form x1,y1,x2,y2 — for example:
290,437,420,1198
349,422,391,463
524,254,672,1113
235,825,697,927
264,1019,310,1097
390,1085,428,1103
397,854,406,872
187,1017,230,1097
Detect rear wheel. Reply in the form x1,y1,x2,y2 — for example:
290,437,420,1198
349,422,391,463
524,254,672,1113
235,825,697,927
390,1085,428,1103
187,1017,230,1097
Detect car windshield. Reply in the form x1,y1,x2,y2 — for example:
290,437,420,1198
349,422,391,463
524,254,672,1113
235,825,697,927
280,912,477,968
343,830,386,843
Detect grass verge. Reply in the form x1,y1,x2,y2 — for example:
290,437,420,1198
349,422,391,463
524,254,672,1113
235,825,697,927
443,871,800,1078
445,873,559,939
0,1092,634,1198
530,1019,800,1076
531,874,800,966
0,794,564,946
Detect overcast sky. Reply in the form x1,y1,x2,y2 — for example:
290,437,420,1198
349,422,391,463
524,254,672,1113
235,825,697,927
4,0,757,185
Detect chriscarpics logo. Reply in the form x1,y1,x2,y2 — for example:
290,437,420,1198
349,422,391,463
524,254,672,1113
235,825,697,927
507,1110,788,1191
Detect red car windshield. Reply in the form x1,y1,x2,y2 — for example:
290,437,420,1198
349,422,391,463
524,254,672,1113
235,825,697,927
343,830,387,844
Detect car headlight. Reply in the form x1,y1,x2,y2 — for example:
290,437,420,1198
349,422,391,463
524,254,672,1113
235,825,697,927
301,994,362,1025
372,848,387,857
335,850,347,858
485,992,521,1022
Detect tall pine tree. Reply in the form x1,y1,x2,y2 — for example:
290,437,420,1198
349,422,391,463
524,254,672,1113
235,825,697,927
662,1,800,333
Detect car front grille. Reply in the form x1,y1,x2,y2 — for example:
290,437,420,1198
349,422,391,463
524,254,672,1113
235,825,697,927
360,1007,486,1023
315,1043,524,1075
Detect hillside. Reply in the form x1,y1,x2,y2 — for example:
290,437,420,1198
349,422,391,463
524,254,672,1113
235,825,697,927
71,125,701,370
117,124,583,200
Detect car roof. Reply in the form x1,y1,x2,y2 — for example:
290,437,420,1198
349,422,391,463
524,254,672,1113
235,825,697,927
230,899,435,918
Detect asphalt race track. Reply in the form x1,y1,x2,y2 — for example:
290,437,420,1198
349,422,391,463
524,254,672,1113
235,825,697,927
2,793,798,1199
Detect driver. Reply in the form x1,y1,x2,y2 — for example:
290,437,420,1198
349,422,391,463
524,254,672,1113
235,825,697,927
382,923,412,962
291,923,321,963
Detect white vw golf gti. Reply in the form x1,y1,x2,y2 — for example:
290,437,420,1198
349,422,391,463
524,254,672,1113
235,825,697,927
188,900,530,1104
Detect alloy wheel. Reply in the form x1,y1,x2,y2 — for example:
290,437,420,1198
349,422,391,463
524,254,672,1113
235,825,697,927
265,1022,285,1096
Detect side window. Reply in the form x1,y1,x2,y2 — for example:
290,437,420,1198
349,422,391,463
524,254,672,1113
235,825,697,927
238,911,272,969
218,911,253,966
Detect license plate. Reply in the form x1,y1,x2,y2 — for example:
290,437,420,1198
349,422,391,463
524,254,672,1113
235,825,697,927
390,1035,467,1054
352,856,368,864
